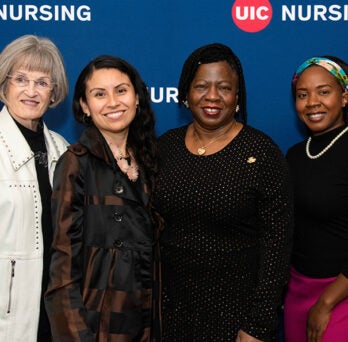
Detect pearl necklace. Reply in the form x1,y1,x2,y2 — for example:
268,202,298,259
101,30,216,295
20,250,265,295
194,120,236,156
306,126,348,159
107,142,139,181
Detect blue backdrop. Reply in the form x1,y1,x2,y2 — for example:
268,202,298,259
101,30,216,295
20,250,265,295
1,0,347,153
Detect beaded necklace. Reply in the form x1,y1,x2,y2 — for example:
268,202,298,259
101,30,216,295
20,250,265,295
107,142,139,181
306,126,348,159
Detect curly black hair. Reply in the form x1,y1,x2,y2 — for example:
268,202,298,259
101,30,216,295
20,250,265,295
178,43,247,124
72,55,158,212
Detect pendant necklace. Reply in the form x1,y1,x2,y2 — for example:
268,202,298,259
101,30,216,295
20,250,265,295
194,120,236,156
107,142,139,181
306,126,348,159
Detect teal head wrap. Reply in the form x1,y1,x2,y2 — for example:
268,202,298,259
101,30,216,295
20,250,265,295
292,57,348,92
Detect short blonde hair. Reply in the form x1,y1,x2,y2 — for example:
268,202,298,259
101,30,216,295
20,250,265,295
0,35,68,108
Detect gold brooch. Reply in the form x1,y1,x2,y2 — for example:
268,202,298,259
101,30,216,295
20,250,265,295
247,157,256,164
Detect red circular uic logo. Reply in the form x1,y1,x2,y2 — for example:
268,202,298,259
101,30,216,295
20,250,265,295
231,0,273,33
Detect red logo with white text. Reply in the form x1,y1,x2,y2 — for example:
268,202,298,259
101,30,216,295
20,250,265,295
231,0,273,33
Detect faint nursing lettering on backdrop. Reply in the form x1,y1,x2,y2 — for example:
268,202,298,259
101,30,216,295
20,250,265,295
149,87,178,104
0,4,91,21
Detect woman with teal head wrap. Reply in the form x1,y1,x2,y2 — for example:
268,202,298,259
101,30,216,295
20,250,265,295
284,56,348,342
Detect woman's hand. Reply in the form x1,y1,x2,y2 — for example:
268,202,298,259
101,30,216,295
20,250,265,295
306,301,332,342
306,273,348,342
236,329,263,342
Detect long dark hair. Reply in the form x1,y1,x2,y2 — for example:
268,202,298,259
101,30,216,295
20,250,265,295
178,43,247,124
73,55,158,210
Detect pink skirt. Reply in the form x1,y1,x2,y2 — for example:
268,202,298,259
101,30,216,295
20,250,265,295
284,267,348,342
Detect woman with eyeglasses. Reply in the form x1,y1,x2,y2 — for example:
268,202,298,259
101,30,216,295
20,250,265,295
0,34,69,341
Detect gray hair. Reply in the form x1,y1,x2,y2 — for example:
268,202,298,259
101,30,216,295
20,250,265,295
0,35,68,108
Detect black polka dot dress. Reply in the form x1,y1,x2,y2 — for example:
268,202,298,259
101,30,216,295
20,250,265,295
155,125,293,341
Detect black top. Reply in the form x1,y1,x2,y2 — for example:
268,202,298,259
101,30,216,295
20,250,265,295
15,120,52,341
155,125,293,341
287,125,348,278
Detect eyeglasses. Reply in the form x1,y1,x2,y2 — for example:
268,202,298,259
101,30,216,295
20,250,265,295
7,73,55,91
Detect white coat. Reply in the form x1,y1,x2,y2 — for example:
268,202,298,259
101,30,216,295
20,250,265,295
0,106,68,341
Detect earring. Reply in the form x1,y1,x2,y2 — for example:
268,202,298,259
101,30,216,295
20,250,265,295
82,113,92,125
183,100,189,108
50,98,55,104
235,105,240,113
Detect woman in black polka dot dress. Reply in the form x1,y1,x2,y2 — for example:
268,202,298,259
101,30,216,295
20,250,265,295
155,43,293,342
